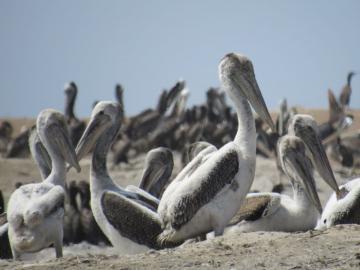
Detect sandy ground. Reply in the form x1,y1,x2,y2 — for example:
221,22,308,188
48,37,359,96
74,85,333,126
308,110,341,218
1,150,360,269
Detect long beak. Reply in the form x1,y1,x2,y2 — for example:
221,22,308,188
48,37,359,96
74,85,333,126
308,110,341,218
297,126,342,198
75,114,111,161
284,149,323,214
34,140,52,175
139,164,169,196
47,123,81,172
233,74,275,131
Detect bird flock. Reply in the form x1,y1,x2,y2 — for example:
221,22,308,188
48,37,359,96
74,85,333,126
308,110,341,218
0,53,359,261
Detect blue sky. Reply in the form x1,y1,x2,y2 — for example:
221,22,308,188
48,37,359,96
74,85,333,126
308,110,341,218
0,1,359,117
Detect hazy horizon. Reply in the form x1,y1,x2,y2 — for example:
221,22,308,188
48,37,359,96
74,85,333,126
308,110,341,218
1,1,359,118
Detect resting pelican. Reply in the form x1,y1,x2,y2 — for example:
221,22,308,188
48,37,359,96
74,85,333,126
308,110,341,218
157,53,275,244
226,135,322,232
287,114,345,199
138,147,174,198
7,109,80,259
316,177,360,230
75,101,169,253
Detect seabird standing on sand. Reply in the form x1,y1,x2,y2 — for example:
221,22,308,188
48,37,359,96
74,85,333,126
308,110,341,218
75,101,168,253
157,53,275,245
7,109,80,259
226,135,323,232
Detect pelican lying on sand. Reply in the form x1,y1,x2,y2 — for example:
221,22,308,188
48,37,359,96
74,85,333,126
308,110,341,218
157,53,275,244
317,177,360,229
226,135,322,232
138,147,174,198
7,109,80,259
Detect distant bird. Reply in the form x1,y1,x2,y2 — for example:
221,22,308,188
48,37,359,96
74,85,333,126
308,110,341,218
63,180,82,245
75,101,167,253
339,71,356,109
227,135,322,232
318,89,352,141
5,127,31,158
317,177,360,230
115,84,125,115
0,120,13,154
157,53,275,245
76,180,110,245
7,109,80,259
64,82,86,147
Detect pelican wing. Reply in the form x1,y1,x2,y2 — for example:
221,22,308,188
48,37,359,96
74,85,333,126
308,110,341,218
332,188,360,225
170,150,239,230
125,185,160,211
228,194,281,225
101,191,163,249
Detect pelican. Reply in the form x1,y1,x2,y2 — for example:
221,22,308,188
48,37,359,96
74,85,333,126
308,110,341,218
75,101,169,253
339,71,356,109
316,177,360,230
7,109,80,259
64,82,86,147
138,147,174,198
287,114,345,199
226,135,322,232
157,53,275,245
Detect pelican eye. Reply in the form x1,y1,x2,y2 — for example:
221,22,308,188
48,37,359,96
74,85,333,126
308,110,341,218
323,219,327,224
99,110,104,115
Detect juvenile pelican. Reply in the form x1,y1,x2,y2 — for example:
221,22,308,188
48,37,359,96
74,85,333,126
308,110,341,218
157,53,275,244
138,147,174,198
227,135,322,232
75,102,167,253
7,109,80,259
287,114,345,199
316,177,360,230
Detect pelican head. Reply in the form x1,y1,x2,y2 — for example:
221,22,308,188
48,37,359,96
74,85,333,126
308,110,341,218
76,101,123,161
186,141,217,163
139,147,174,197
36,109,80,172
278,135,322,213
288,114,342,197
219,53,275,131
347,71,356,85
64,81,77,97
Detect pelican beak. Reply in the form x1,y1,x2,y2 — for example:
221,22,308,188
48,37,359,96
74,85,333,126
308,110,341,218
246,77,275,132
75,113,111,161
46,123,81,172
139,163,168,196
283,145,323,214
231,68,275,131
34,139,52,173
139,148,174,198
